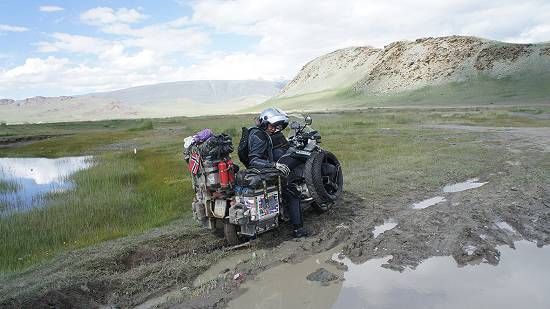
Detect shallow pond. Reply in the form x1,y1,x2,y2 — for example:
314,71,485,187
0,156,93,215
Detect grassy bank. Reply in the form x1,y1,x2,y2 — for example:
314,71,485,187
0,107,549,272
0,148,194,271
252,74,550,112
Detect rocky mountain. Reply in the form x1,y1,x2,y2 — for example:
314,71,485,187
266,36,550,110
0,80,283,124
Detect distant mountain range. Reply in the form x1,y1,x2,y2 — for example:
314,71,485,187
253,36,550,111
4,36,550,124
0,80,284,124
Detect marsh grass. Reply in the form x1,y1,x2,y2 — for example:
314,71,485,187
129,119,154,131
0,150,194,271
0,179,20,194
318,120,497,197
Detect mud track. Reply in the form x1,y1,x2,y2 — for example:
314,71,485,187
0,135,67,149
170,125,550,308
1,125,549,308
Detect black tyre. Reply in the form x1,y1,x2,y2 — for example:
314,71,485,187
304,150,344,212
224,222,243,246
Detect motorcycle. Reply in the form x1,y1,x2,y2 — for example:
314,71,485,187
189,115,344,245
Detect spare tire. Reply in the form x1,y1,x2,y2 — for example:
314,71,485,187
304,150,343,212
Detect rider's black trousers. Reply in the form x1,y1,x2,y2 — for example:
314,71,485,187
277,155,303,227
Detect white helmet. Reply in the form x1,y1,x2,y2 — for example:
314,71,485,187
258,107,289,130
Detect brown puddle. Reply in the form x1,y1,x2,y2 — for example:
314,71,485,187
227,241,550,309
227,246,345,309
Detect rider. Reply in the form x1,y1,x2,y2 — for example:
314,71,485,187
248,107,308,238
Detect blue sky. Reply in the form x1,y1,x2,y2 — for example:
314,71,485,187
1,0,549,99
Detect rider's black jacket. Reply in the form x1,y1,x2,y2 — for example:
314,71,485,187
271,131,290,161
248,127,274,168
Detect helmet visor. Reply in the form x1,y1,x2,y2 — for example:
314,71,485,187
271,120,288,131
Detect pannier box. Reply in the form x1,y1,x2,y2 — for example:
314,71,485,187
237,186,279,222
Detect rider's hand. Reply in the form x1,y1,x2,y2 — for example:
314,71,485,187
274,162,290,176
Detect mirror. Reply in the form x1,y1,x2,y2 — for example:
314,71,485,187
304,115,313,125
290,121,300,130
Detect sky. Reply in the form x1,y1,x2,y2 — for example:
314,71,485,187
0,0,549,99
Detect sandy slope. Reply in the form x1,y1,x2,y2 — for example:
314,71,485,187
279,36,550,98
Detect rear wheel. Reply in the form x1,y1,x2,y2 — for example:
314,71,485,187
224,222,243,246
304,151,344,212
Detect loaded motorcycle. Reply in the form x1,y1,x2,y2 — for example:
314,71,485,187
187,115,343,245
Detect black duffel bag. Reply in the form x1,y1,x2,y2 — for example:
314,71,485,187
199,133,234,159
236,167,280,189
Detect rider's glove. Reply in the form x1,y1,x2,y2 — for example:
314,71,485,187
274,162,290,176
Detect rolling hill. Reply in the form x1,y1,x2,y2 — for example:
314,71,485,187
0,80,283,124
255,36,550,112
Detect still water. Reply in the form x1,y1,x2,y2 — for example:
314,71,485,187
0,156,93,215
443,178,488,193
372,219,398,238
333,241,550,309
411,196,446,209
227,240,550,309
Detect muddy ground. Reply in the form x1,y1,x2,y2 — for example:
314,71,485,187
0,134,70,149
1,124,550,308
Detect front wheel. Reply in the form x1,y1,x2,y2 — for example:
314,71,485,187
304,150,344,212
224,222,244,246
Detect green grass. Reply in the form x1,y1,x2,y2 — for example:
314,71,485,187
0,179,20,194
0,106,548,272
128,119,154,131
0,150,194,271
305,112,501,196
252,74,550,113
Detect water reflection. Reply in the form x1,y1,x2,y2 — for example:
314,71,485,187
411,196,446,209
443,178,488,193
333,241,550,309
0,156,93,215
373,219,398,238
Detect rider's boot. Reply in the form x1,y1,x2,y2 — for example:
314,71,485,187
293,224,309,238
291,199,309,238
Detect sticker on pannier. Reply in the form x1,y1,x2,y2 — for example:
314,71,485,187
257,191,279,218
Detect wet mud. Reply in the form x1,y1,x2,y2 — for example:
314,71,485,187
0,135,63,149
2,124,550,308
171,124,550,308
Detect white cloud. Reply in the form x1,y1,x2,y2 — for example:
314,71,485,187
80,7,147,26
3,1,550,99
39,5,64,12
2,56,69,82
0,55,155,96
0,24,29,33
187,0,550,79
97,44,157,69
110,24,211,55
36,33,112,54
78,7,208,55
513,25,550,43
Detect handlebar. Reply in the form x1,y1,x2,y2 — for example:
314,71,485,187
288,117,321,149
